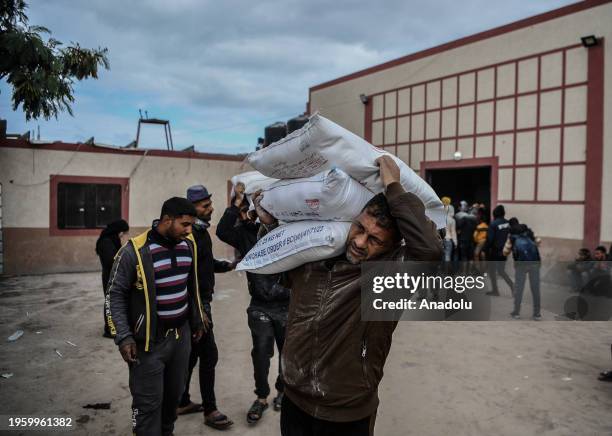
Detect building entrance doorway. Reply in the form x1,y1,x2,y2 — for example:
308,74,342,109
426,166,491,217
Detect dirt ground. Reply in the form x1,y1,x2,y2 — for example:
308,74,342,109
1,271,611,436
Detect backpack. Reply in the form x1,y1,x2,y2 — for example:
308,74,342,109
512,233,540,261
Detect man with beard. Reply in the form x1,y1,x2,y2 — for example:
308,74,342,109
216,183,291,425
253,156,443,436
107,197,206,436
176,185,235,430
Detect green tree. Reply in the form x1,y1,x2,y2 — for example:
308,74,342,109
0,0,109,120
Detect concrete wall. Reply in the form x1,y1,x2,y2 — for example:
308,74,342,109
309,2,612,249
0,145,249,275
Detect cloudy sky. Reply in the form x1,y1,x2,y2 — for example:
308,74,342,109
1,0,576,154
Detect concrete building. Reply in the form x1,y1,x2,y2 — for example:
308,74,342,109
0,139,248,275
308,0,611,260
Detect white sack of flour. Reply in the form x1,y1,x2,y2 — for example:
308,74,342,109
246,113,445,228
236,221,351,274
260,168,374,222
230,171,278,194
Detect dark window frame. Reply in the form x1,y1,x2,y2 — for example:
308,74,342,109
50,175,129,236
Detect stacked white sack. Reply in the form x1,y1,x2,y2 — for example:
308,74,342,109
230,171,278,194
236,221,351,274
246,113,445,229
260,168,374,222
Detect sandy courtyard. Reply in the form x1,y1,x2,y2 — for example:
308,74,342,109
1,271,611,435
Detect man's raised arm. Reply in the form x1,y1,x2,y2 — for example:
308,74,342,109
377,156,443,261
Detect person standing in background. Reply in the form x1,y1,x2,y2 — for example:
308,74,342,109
107,197,206,436
485,205,513,296
503,218,542,320
455,200,477,273
473,215,489,262
177,185,235,430
441,197,457,274
96,219,129,338
216,187,290,425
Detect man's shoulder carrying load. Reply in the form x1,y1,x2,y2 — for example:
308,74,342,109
246,113,445,229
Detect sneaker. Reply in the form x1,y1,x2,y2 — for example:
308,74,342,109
510,313,520,320
532,315,542,321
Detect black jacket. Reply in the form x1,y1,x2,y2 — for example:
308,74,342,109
281,184,443,422
216,205,259,258
455,212,478,243
192,221,233,303
485,217,511,260
97,235,121,290
216,206,290,307
106,228,206,351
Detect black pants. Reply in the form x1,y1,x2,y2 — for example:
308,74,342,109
179,303,218,414
488,259,514,294
457,240,473,262
129,322,191,436
247,304,287,398
280,394,373,436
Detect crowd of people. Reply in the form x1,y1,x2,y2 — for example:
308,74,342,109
94,157,443,436
439,198,543,320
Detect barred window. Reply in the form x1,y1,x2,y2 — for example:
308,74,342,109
57,183,122,229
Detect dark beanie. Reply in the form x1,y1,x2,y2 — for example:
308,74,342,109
492,205,505,219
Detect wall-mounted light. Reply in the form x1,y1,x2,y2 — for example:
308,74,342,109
453,151,462,161
359,94,369,105
580,35,598,48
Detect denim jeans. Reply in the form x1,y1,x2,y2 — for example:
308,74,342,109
513,262,541,317
442,239,454,262
488,260,514,295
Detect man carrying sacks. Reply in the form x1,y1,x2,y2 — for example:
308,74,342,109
216,184,291,424
252,156,443,435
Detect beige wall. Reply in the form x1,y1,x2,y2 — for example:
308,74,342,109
310,3,612,243
2,225,236,276
0,146,249,275
0,147,250,227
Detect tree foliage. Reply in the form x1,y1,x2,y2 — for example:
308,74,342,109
0,0,109,120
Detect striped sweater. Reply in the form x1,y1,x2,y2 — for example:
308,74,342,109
149,229,193,329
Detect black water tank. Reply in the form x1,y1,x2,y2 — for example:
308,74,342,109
264,122,287,147
287,115,309,134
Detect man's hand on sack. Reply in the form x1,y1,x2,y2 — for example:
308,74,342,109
233,191,245,208
119,341,138,364
376,156,401,188
233,182,247,208
252,190,277,225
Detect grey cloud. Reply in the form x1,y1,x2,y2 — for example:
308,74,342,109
13,0,576,151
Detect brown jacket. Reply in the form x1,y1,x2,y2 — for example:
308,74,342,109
281,182,443,422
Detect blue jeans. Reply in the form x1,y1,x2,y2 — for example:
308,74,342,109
442,239,454,262
513,263,541,317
